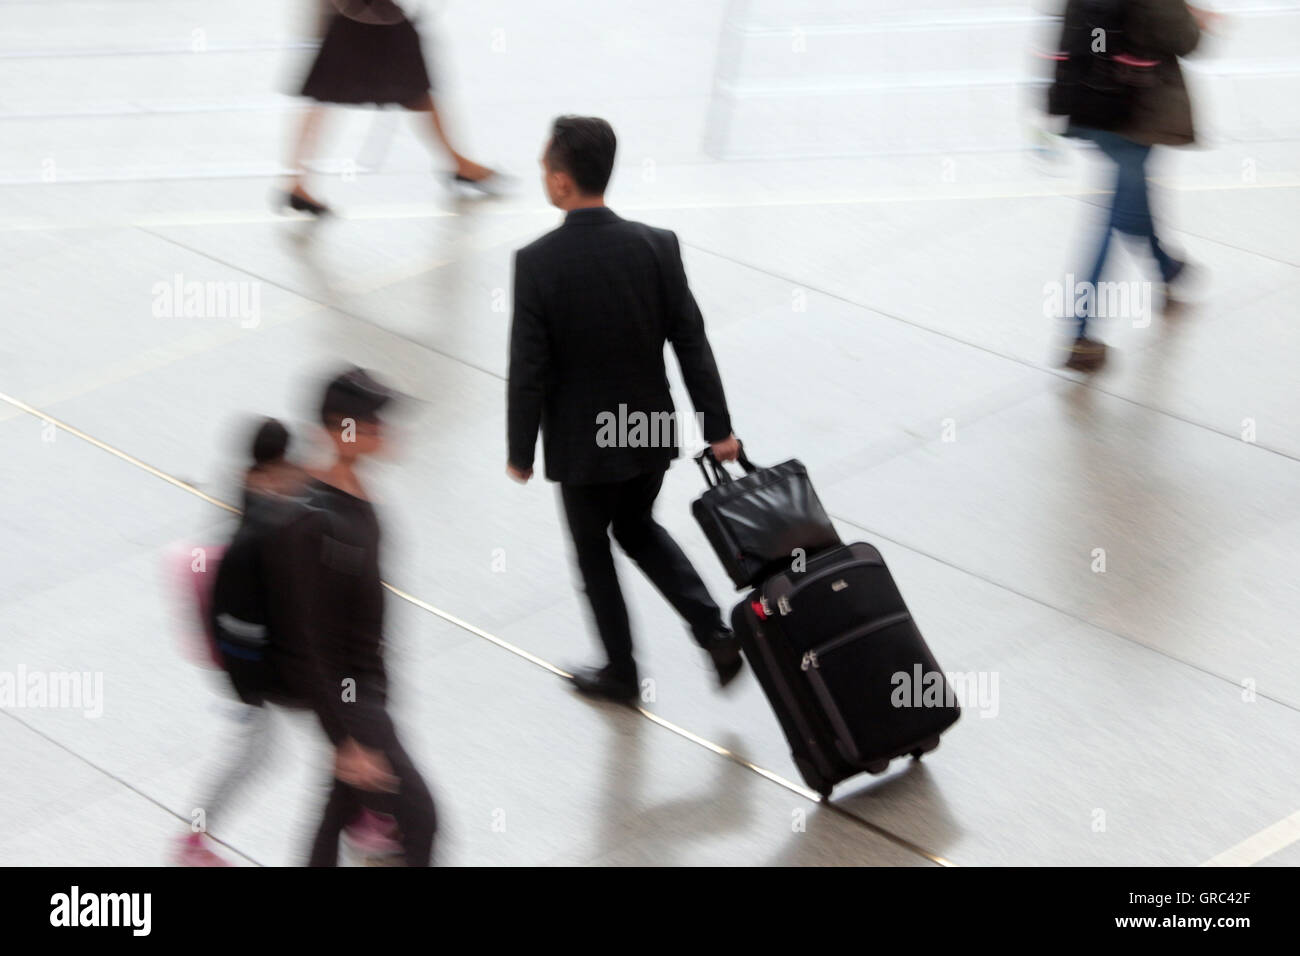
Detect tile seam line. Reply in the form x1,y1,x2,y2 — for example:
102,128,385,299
827,510,1298,715
0,389,954,868
630,705,953,866
113,221,1300,474
1062,190,1300,270
680,239,1300,466
7,173,1300,200
46,182,1300,209
0,707,266,868
9,366,1272,721
133,225,508,383
0,42,319,61
1,179,1297,242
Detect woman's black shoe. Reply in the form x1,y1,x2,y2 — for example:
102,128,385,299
448,171,508,196
280,190,332,217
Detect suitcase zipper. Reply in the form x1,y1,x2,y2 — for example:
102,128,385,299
766,554,883,614
805,610,912,661
801,611,940,768
745,608,840,785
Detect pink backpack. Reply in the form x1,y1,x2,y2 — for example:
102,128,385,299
169,544,227,668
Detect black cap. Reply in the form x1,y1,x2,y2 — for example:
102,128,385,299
319,367,395,426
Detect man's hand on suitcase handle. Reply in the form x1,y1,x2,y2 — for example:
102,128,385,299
710,434,741,463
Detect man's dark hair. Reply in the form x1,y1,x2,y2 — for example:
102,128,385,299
545,116,617,196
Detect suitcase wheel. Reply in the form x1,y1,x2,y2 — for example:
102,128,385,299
910,736,941,760
865,759,889,775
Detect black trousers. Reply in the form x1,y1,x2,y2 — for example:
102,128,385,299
308,712,437,867
560,468,724,674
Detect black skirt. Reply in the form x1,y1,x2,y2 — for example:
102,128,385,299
300,10,433,107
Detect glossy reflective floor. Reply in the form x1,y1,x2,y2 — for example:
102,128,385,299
2,0,1299,866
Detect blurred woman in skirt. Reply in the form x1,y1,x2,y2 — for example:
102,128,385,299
283,0,500,216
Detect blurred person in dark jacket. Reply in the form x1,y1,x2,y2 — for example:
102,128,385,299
1049,0,1217,371
278,367,438,866
175,417,405,866
506,116,744,702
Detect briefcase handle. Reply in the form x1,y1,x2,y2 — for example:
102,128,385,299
695,442,756,488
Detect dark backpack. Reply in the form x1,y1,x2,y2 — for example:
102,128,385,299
1047,0,1158,132
209,495,310,705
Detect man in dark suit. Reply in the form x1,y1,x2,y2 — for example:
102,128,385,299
507,115,743,701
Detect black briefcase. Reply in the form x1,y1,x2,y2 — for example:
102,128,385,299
692,445,841,589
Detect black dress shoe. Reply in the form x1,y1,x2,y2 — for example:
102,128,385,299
569,664,639,702
280,190,332,218
702,629,744,688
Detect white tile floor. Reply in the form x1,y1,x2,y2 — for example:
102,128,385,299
2,0,1298,866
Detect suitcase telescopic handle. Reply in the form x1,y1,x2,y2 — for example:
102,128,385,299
695,441,756,487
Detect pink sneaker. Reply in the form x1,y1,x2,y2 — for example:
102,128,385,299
343,808,403,861
174,832,233,867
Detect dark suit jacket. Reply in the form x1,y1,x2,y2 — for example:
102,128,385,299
508,206,732,486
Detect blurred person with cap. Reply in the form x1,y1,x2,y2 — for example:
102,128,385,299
506,115,744,702
1049,0,1217,371
276,366,439,866
174,416,407,865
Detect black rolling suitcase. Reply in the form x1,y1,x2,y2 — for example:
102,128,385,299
733,541,960,797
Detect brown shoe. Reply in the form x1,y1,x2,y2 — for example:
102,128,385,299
1162,260,1201,312
1062,336,1107,372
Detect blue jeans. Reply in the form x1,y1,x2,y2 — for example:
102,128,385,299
1070,126,1181,338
